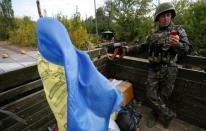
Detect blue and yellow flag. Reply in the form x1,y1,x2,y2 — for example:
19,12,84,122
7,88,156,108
36,17,123,131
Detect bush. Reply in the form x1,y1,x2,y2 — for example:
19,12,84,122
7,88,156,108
0,0,14,40
0,16,14,40
57,14,95,50
9,16,36,46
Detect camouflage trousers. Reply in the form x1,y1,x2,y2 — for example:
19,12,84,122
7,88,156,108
146,63,177,118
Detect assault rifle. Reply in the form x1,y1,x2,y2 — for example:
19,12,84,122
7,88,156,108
99,42,127,61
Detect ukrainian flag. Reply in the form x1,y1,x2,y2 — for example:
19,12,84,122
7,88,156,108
36,17,123,131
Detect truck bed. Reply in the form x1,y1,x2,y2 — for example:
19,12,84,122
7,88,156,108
0,45,206,130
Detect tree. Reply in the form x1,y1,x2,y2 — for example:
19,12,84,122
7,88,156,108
173,0,206,56
96,7,110,33
104,0,153,42
186,0,206,56
134,0,153,42
84,16,96,34
0,0,14,18
57,13,93,50
84,0,153,43
111,0,137,41
104,0,114,31
9,17,36,46
0,0,14,40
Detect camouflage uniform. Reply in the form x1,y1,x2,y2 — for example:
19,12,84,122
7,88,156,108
129,2,191,125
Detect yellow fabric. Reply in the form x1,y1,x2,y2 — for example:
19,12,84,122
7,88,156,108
37,53,67,131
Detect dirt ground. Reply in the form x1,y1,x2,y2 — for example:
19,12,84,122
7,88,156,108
0,41,36,55
0,41,37,73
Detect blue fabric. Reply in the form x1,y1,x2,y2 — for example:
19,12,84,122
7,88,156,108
36,17,123,131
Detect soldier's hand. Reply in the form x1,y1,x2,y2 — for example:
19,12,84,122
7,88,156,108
170,35,179,47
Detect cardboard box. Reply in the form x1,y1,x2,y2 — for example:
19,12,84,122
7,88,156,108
117,81,134,106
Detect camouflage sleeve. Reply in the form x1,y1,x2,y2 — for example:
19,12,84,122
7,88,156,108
177,27,192,54
128,36,149,53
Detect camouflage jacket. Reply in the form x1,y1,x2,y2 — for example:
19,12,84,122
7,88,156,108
129,23,191,65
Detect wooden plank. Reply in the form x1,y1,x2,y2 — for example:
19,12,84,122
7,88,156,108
105,56,206,129
108,59,206,103
125,53,206,70
108,57,206,99
108,56,149,71
177,112,206,129
132,83,146,100
9,53,37,67
0,46,19,56
0,90,45,121
181,55,206,70
7,106,53,130
108,63,148,84
0,79,43,106
15,100,49,120
181,94,206,108
97,65,107,73
175,79,206,99
178,68,206,83
109,57,206,83
0,57,24,73
87,48,107,59
175,100,206,119
26,51,38,60
1,90,45,112
23,113,54,130
1,100,49,129
38,119,56,130
0,65,39,92
177,98,206,111
176,107,206,123
93,57,108,67
0,67,5,74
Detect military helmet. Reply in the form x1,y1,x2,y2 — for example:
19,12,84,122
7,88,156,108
154,2,176,21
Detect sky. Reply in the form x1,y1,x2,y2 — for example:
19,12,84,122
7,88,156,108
12,0,107,21
12,0,171,21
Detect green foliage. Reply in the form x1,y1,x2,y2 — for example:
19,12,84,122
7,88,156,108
109,0,136,41
84,0,154,43
84,16,96,34
0,0,14,18
96,7,111,32
89,34,100,45
57,13,94,50
84,7,111,34
188,0,206,56
105,0,153,43
1,0,205,56
9,17,36,46
0,0,14,40
174,0,206,56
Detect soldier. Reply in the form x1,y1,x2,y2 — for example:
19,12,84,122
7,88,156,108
125,2,191,128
